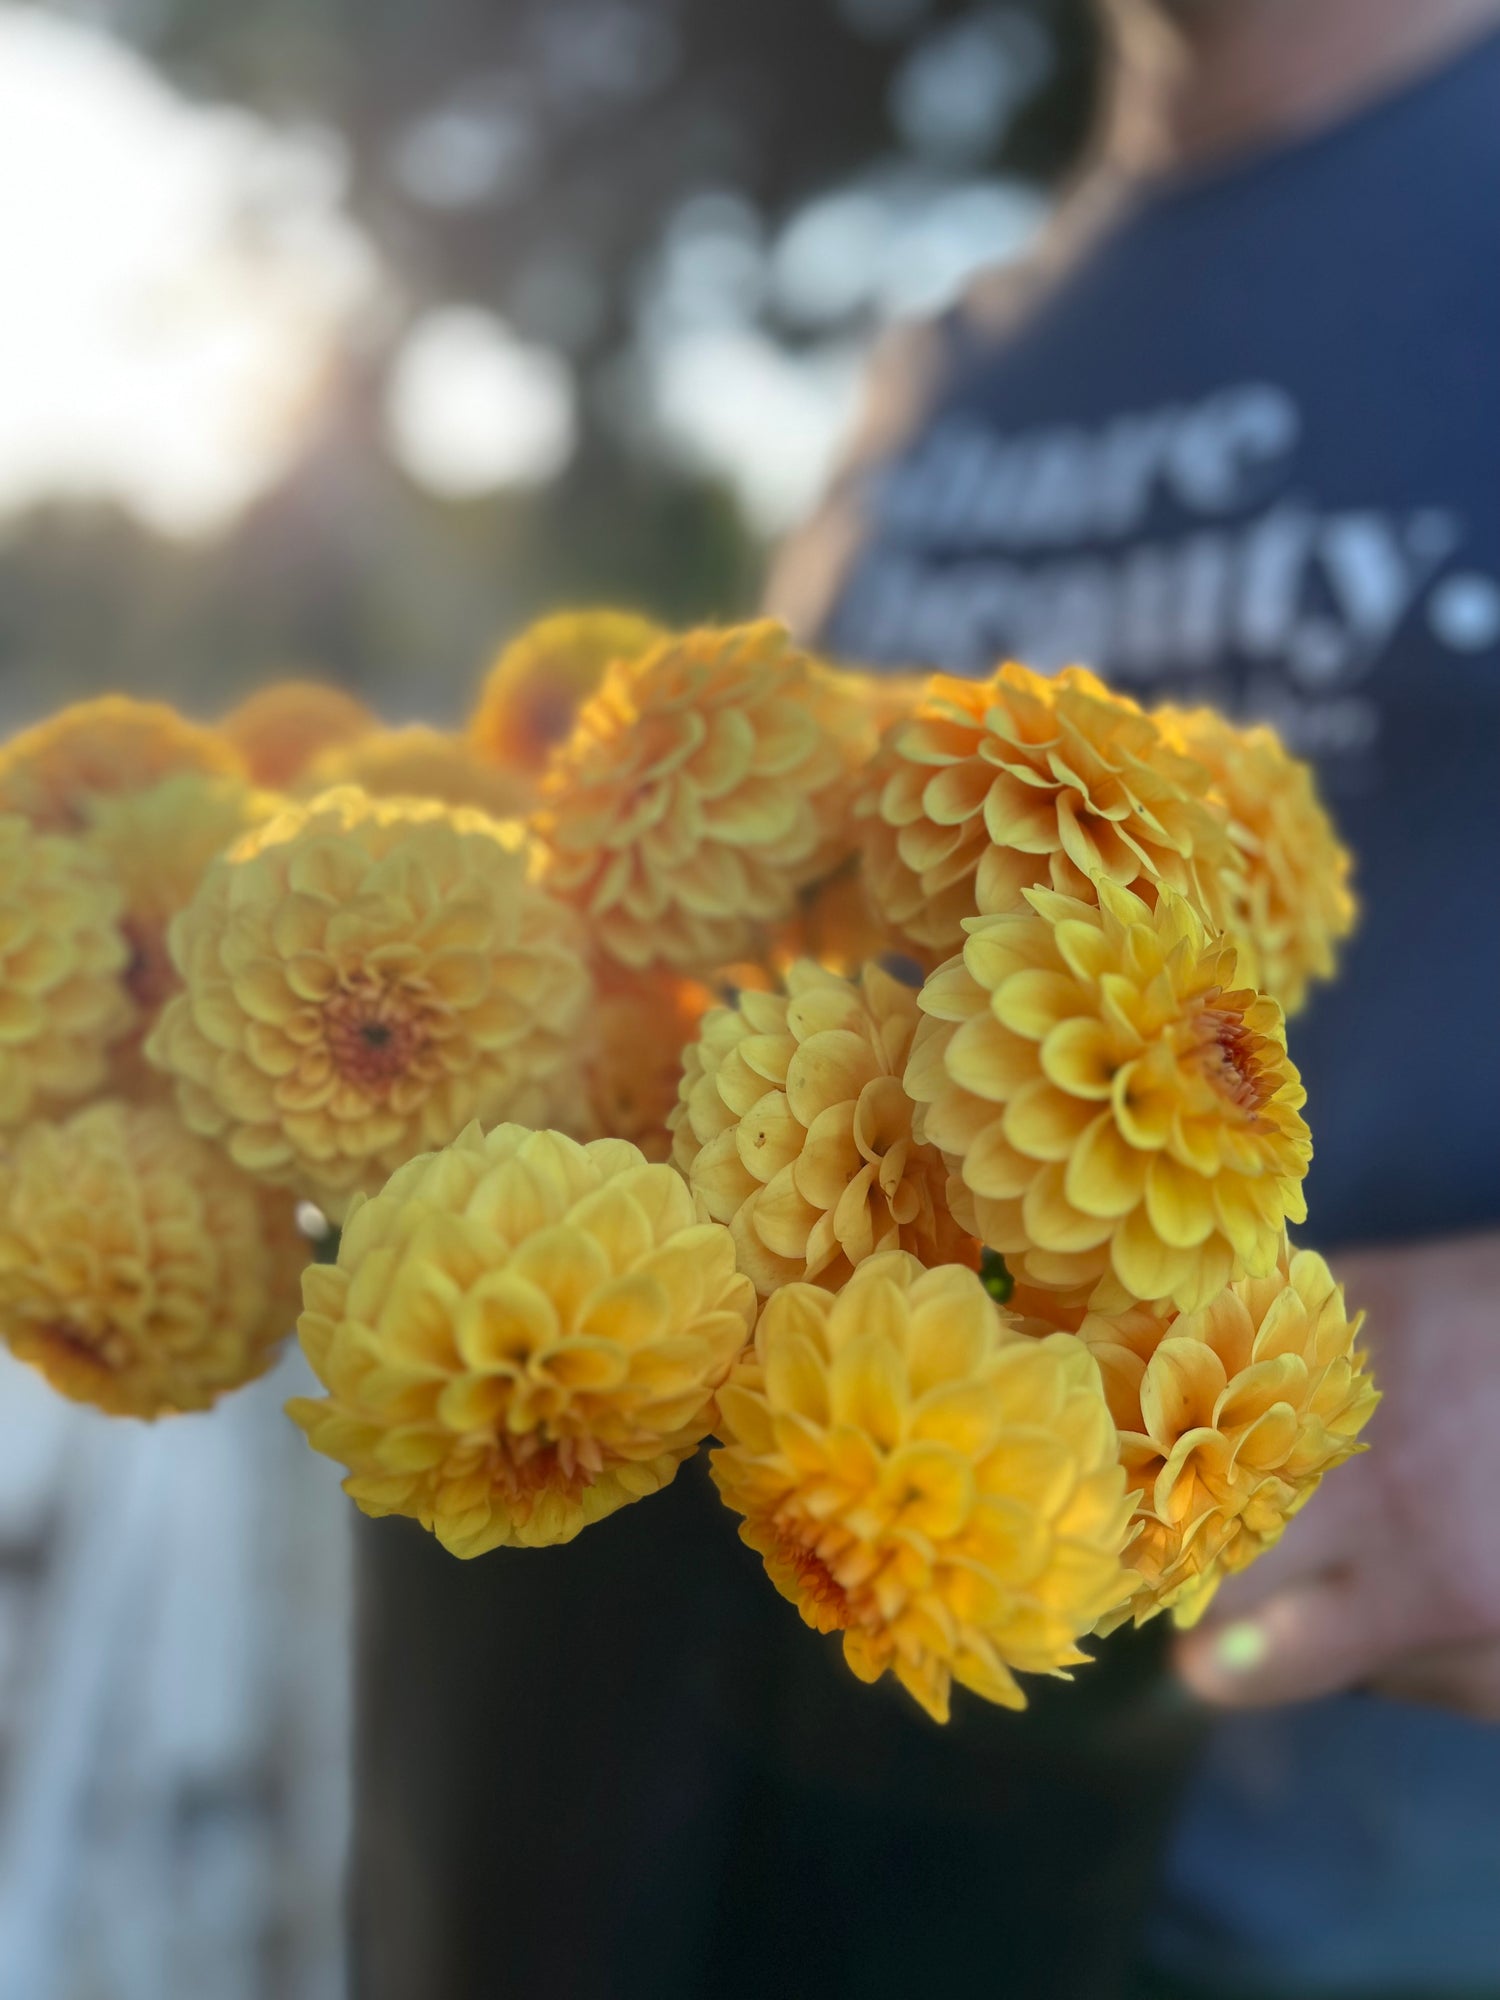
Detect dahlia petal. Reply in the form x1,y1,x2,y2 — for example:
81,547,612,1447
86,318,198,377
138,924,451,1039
1144,1153,1217,1249
739,1091,811,1188
974,841,1046,917
1040,1017,1118,1101
1004,1081,1098,1164
1022,1163,1114,1252
1140,1338,1227,1445
1110,1207,1194,1305
1065,1113,1148,1218
1111,1064,1173,1150
962,1119,1036,1200
795,1101,861,1209
578,1273,671,1350
786,1029,880,1127
945,1012,1037,1101
992,970,1085,1041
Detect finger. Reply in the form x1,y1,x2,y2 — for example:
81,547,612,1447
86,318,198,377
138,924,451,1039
1192,1460,1379,1626
1174,1568,1413,1708
1373,1640,1500,1724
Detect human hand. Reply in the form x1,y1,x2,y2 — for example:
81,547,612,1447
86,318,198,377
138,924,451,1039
1174,1232,1500,1720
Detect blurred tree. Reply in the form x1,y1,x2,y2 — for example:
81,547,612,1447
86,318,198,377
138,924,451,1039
0,0,1099,723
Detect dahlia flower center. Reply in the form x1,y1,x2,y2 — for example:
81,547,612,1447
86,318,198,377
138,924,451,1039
323,986,429,1092
1189,992,1275,1117
123,917,174,1013
40,1316,130,1372
774,1531,853,1628
482,1429,606,1513
524,688,574,748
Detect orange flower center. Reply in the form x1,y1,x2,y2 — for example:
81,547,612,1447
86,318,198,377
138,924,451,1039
775,1533,853,1628
39,1317,129,1372
522,688,576,751
1190,990,1277,1117
482,1431,605,1518
324,986,428,1093
123,917,174,1013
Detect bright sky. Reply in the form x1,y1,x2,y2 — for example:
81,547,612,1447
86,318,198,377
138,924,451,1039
0,6,388,535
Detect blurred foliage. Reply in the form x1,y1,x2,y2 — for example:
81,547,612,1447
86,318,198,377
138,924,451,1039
0,0,1099,726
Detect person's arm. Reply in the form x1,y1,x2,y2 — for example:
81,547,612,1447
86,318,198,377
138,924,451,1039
1175,1230,1500,1720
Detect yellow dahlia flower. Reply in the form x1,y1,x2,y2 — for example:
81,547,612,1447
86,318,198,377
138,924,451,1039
859,664,1241,961
220,679,377,787
469,609,664,773
0,1101,303,1417
1157,706,1357,1017
1079,1236,1377,1628
0,815,132,1125
0,696,244,833
146,788,593,1218
711,1252,1133,1721
287,1123,756,1554
83,772,281,1035
906,881,1311,1312
670,961,976,1295
535,622,859,975
301,725,535,820
588,962,712,1162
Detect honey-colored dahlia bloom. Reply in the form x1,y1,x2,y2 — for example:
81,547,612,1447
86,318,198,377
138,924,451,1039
83,772,281,1037
301,725,534,820
859,664,1241,961
589,963,712,1162
0,1101,303,1417
535,622,859,974
146,788,593,1218
711,1252,1133,1721
0,815,132,1125
220,680,377,787
0,696,245,833
1157,706,1357,1017
671,961,974,1295
1080,1236,1378,1628
906,881,1311,1312
469,609,664,773
287,1123,757,1554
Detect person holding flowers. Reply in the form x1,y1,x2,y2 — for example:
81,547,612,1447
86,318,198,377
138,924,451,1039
771,0,1500,1991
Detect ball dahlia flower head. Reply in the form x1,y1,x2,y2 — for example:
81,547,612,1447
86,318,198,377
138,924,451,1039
0,628,1372,1729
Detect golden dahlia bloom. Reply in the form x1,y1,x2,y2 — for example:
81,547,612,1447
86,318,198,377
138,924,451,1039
0,1101,303,1417
469,609,664,773
287,1123,757,1554
0,696,245,833
301,725,535,820
0,815,132,1125
535,622,858,974
146,788,593,1218
83,772,281,1034
220,680,377,787
906,881,1311,1312
588,963,712,1162
1157,706,1357,1017
670,961,976,1295
859,664,1241,961
1079,1236,1378,1628
711,1252,1133,1721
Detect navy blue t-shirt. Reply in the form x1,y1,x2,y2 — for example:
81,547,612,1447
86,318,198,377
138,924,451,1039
825,33,1500,1991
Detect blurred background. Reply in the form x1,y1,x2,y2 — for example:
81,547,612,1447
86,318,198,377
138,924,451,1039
0,2,1101,1994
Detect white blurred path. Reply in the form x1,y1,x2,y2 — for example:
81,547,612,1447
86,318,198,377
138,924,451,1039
0,1349,351,2000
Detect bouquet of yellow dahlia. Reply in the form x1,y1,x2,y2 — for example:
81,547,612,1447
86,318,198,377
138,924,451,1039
0,618,1375,1724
